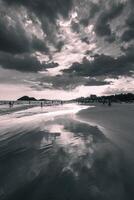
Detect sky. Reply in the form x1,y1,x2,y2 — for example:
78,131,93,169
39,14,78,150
0,0,134,100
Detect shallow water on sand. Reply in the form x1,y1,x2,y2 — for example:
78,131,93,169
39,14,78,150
0,104,133,200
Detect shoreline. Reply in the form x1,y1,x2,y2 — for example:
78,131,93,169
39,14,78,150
0,104,38,116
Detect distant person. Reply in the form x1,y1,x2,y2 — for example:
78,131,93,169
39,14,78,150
41,102,43,108
9,101,12,108
102,99,106,105
108,99,111,107
12,101,14,107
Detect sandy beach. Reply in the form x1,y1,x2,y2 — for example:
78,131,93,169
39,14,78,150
0,104,37,115
78,103,134,158
78,103,134,196
0,103,134,200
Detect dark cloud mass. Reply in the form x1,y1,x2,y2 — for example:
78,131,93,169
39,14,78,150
4,0,73,21
121,29,134,42
80,2,100,26
95,2,125,36
0,52,42,72
0,19,49,54
0,0,134,94
34,74,86,90
0,0,73,72
63,53,134,78
121,11,134,42
0,52,58,72
84,79,111,86
126,13,134,29
3,0,73,50
0,5,49,54
30,74,110,91
0,13,29,54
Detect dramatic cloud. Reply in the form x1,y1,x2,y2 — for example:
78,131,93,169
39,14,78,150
0,0,134,99
121,10,134,42
0,52,58,72
4,0,73,21
121,29,134,42
63,52,134,78
95,2,124,37
0,15,29,54
0,4,49,54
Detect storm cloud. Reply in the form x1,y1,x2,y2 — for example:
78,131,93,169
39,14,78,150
95,2,124,37
4,0,73,21
121,10,134,42
0,0,134,98
0,52,58,72
0,4,49,54
63,52,134,78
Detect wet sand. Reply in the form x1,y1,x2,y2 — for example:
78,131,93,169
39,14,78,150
0,104,37,115
78,103,134,197
78,103,134,158
0,103,133,200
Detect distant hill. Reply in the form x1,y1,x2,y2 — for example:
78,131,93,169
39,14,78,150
17,96,61,102
38,99,49,101
17,96,37,101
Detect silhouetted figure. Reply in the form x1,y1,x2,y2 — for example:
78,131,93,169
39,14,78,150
102,99,106,105
108,99,111,107
9,101,12,108
41,102,43,108
12,101,14,107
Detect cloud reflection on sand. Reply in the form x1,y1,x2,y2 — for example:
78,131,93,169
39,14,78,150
0,104,91,141
0,104,131,200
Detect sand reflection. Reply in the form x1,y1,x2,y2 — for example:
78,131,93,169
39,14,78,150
0,104,131,200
